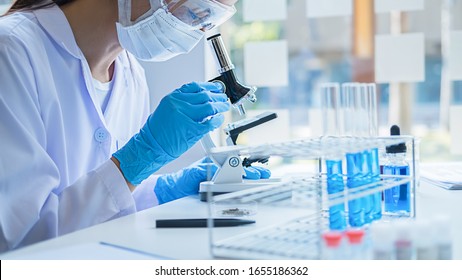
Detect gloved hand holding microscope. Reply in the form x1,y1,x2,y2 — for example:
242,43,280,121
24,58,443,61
114,81,271,204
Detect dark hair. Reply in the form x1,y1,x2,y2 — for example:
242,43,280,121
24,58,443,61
6,0,75,14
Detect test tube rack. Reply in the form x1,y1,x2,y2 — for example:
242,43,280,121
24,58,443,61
206,136,418,260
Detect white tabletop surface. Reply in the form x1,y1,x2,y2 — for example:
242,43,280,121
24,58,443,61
2,181,462,260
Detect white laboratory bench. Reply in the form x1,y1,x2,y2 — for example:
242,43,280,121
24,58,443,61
1,181,462,260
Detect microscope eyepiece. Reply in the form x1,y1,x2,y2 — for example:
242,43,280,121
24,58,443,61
207,34,257,116
207,34,234,74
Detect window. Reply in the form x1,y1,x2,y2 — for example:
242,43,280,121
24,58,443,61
219,0,462,162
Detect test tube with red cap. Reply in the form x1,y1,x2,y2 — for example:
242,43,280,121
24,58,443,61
322,231,344,260
345,228,366,259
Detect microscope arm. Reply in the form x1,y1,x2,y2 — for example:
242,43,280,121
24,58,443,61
201,134,245,184
200,112,277,184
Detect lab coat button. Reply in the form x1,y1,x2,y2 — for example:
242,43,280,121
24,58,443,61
94,128,108,142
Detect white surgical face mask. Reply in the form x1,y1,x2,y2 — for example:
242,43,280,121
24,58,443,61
116,0,204,62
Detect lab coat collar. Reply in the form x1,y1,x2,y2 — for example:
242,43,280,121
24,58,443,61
33,5,82,60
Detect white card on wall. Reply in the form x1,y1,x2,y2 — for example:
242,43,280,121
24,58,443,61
375,33,425,83
449,31,462,81
244,40,288,87
375,0,424,13
306,0,352,18
243,0,287,22
450,106,462,155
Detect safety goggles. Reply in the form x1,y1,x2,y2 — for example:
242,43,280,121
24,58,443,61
160,0,237,30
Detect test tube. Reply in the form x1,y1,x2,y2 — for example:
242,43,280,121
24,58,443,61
321,83,342,136
433,215,453,260
394,219,415,260
370,222,395,260
322,231,344,260
345,228,366,259
320,83,346,231
344,83,380,225
366,84,382,221
341,83,358,136
414,219,438,260
352,83,380,223
354,84,369,136
342,83,365,227
356,84,373,224
366,84,378,136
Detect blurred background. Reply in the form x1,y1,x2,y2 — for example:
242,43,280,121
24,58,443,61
2,0,462,169
213,0,462,164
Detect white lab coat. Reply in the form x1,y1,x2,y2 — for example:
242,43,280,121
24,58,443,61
0,5,159,252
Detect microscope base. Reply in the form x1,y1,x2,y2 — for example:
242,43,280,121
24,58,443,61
199,179,281,202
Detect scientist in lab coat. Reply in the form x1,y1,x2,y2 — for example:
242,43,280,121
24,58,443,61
0,0,269,252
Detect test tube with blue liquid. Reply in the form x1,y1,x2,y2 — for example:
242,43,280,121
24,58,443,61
364,84,382,221
341,83,365,227
355,84,374,224
321,83,346,231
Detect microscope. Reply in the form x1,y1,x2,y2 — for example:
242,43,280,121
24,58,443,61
206,33,256,116
199,34,279,201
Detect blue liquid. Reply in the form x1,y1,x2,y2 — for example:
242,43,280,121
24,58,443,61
326,159,346,230
360,150,373,224
383,165,410,213
346,152,365,227
369,148,382,220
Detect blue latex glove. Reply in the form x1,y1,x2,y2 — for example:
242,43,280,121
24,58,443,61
242,165,272,180
155,157,272,204
113,82,230,185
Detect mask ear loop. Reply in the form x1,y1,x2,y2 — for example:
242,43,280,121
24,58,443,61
117,0,133,26
161,0,187,14
118,0,163,26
